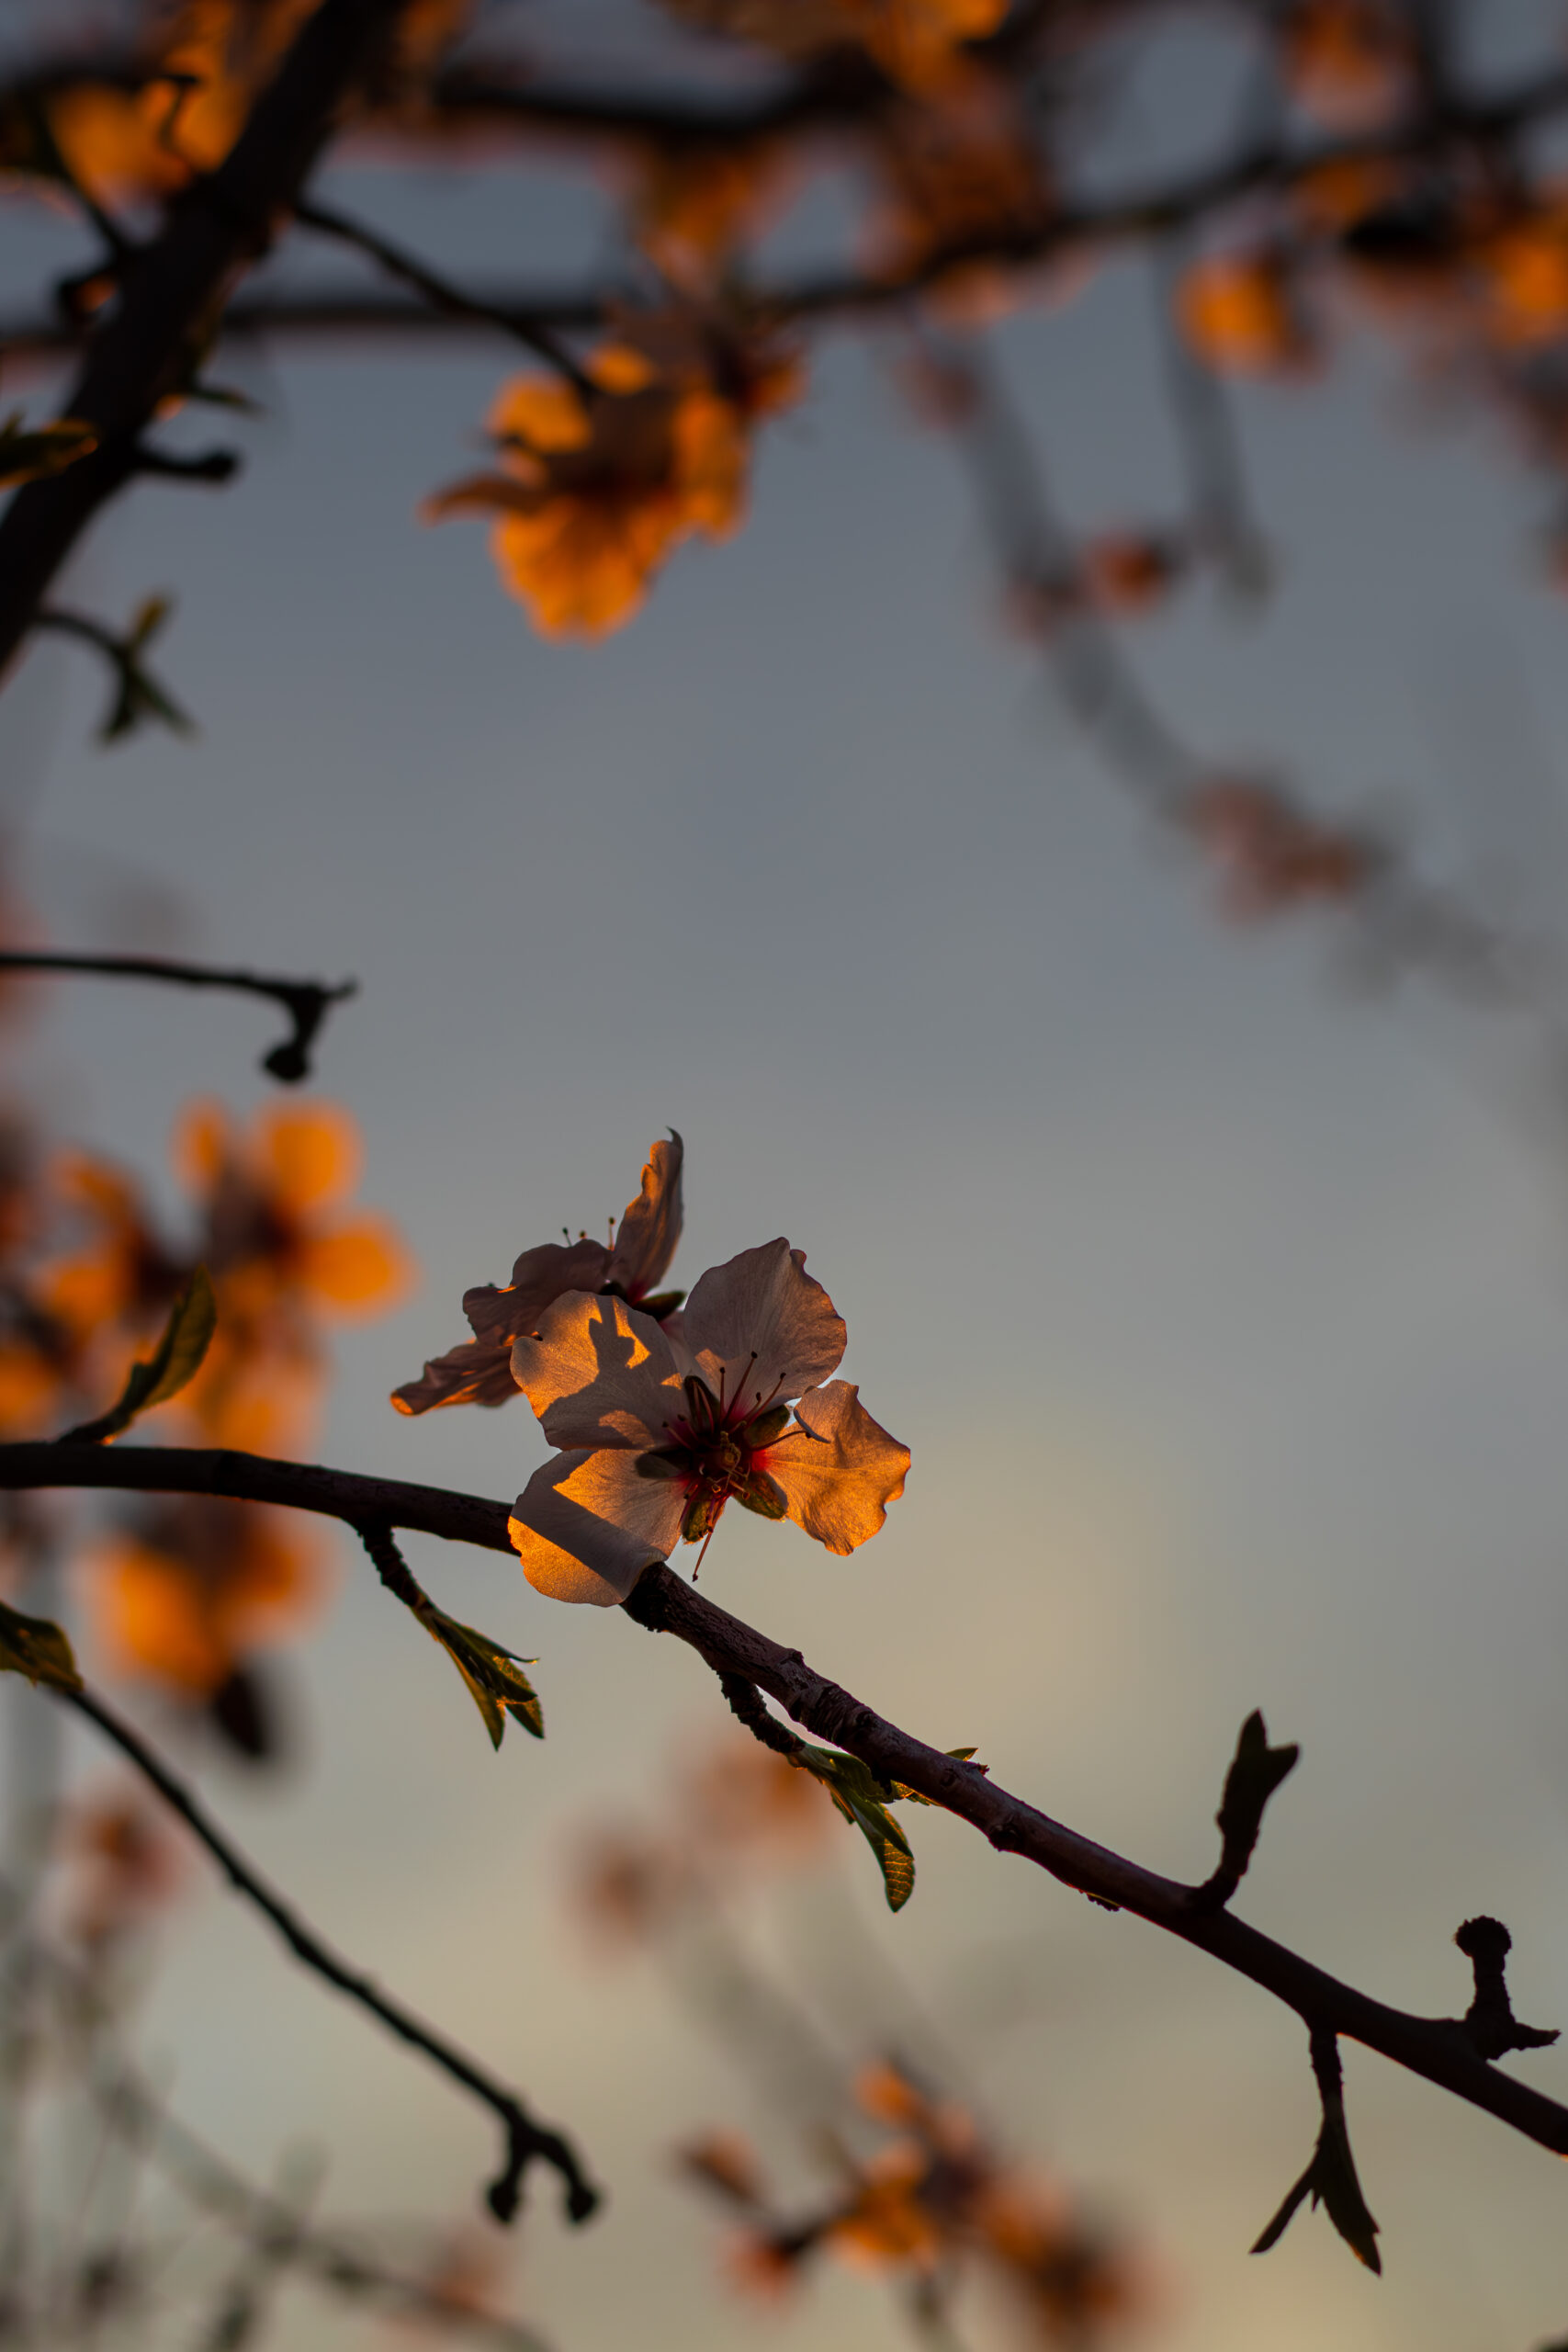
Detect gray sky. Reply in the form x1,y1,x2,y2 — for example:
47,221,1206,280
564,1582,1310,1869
7,17,1568,2343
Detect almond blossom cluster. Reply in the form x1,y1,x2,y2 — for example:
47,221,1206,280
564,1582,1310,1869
0,1072,408,1756
685,2063,1145,2344
566,1734,1142,2346
393,1134,909,1605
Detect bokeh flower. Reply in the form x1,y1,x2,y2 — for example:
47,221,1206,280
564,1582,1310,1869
85,1495,328,1704
174,1099,409,1451
424,348,749,638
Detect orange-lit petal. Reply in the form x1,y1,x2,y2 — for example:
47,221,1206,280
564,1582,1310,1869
90,1543,231,1692
295,1217,412,1312
607,1133,683,1298
257,1102,360,1215
510,1444,686,1605
512,1291,691,1451
762,1381,909,1555
489,375,592,454
173,1100,231,1194
682,1239,845,1413
393,1237,610,1415
676,394,749,540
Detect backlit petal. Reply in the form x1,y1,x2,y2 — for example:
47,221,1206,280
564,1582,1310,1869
499,1236,612,1317
761,1381,910,1556
510,1447,685,1605
682,1239,845,1415
390,1236,606,1417
392,1330,521,1415
512,1289,694,1450
608,1132,683,1297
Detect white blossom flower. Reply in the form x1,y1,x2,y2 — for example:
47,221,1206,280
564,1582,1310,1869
391,1135,682,1414
508,1238,909,1605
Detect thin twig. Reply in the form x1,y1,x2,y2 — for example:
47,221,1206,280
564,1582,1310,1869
0,1890,555,2345
0,950,357,1083
51,1678,600,2228
292,198,594,390
2,1439,1564,2185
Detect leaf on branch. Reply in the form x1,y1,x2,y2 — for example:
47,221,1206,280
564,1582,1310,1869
0,1597,83,1693
0,413,98,486
103,594,194,744
1252,2075,1381,2273
419,1605,545,1748
893,1746,984,1804
796,1745,915,1912
1202,1708,1299,1905
60,1265,216,1444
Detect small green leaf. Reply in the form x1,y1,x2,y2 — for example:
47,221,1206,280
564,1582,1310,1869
60,1267,216,1444
420,1606,544,1748
797,1745,916,1912
0,1597,82,1693
101,597,194,745
0,413,97,486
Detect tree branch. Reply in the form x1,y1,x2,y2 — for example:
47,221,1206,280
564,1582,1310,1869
0,950,358,1081
5,57,1568,378
52,1674,600,2227
0,0,412,682
2,1441,1564,2196
291,197,593,388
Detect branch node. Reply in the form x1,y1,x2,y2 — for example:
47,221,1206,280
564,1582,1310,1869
719,1669,803,1759
1454,1916,1560,2060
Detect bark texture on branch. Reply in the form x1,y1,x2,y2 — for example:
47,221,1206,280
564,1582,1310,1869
1,1442,1562,2164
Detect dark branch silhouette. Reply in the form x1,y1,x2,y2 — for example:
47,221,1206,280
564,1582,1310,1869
0,0,410,680
292,198,593,388
3,1438,1563,2211
0,1890,555,2345
54,1673,602,2228
0,949,358,1080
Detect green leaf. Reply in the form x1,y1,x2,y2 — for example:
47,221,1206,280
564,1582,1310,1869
0,413,97,486
797,1745,916,1912
101,597,194,745
60,1267,216,1444
0,1598,82,1693
419,1606,544,1749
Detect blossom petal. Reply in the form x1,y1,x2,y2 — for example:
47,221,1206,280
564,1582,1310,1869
607,1132,682,1298
761,1382,909,1556
390,1330,525,1415
682,1239,845,1415
390,1237,607,1417
510,1448,684,1606
496,1236,613,1319
511,1290,694,1451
